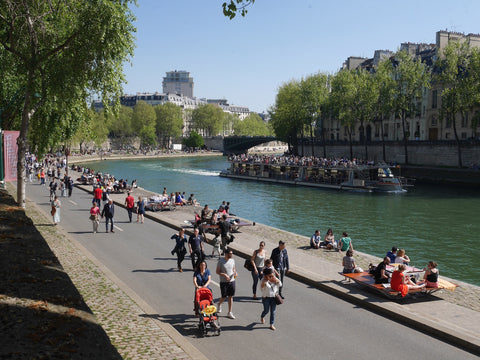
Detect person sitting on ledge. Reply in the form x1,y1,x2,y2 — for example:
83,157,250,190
386,246,398,263
394,249,410,265
310,230,322,249
374,257,391,284
391,264,425,297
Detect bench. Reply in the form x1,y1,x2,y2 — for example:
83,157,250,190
339,272,456,299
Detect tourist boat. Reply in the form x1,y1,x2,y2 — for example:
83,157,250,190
220,161,413,193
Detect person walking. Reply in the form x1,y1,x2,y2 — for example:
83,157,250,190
67,176,74,197
260,268,282,330
94,185,103,207
189,227,204,271
218,214,233,254
171,229,187,272
136,196,145,223
250,241,266,299
216,249,237,319
124,192,135,222
51,195,61,225
90,202,101,233
270,240,289,299
101,199,115,233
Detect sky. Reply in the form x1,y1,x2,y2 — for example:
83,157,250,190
122,0,480,113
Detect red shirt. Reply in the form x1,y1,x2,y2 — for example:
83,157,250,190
94,187,103,200
125,195,134,209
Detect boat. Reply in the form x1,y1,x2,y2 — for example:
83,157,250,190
219,160,414,193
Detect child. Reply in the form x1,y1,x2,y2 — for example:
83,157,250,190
264,259,280,278
210,233,221,259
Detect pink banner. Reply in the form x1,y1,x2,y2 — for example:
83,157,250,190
3,131,19,182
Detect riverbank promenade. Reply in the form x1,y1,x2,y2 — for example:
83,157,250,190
1,174,479,358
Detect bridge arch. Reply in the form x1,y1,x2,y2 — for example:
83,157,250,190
223,136,279,155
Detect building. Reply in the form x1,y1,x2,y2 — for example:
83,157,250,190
333,30,480,143
162,70,194,98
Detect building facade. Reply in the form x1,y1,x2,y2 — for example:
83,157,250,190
332,30,480,143
162,70,194,98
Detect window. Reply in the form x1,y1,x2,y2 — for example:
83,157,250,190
383,124,389,137
432,89,437,109
431,115,438,126
462,113,469,128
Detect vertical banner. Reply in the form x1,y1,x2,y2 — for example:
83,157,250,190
3,131,20,182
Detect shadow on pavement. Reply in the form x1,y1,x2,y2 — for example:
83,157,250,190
0,188,122,359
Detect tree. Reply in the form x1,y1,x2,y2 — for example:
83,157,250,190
330,69,358,159
233,113,271,136
0,0,136,207
222,0,255,19
436,41,480,167
132,101,157,148
372,59,396,161
269,80,305,155
300,73,330,157
108,105,134,139
154,102,183,148
392,50,431,164
191,104,224,137
183,131,204,149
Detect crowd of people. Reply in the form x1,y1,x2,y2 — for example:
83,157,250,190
230,153,383,169
169,201,289,330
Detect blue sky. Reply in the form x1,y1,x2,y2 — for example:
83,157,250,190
123,0,479,113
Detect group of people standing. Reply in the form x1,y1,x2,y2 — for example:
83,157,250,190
170,226,289,330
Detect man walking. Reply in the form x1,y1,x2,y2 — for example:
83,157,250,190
218,214,233,254
216,249,237,319
270,241,289,299
67,176,74,197
124,191,135,222
101,199,115,233
94,185,103,207
189,227,204,270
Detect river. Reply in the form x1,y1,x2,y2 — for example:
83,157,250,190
79,155,480,286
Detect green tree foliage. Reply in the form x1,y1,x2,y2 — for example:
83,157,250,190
269,80,305,154
0,0,136,207
299,73,330,156
436,41,480,167
392,50,431,164
372,59,396,161
191,104,224,137
222,0,255,19
330,69,358,159
132,101,157,148
233,113,271,136
183,130,204,149
154,102,183,148
108,105,134,138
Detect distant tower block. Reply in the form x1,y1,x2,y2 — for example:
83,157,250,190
162,70,194,98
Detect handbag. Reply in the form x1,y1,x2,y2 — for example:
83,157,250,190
274,294,283,305
89,214,96,221
244,258,254,272
51,206,56,216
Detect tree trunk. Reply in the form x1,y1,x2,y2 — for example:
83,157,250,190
17,86,34,208
310,125,315,157
401,110,409,164
454,114,463,168
380,117,386,162
348,129,353,160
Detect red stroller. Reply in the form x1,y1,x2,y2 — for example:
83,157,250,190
195,288,221,336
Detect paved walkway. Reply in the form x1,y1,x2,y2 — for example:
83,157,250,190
3,174,479,358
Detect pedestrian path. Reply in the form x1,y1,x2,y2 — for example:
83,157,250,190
95,182,480,355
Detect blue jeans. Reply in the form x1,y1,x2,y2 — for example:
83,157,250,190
261,297,277,325
251,268,263,295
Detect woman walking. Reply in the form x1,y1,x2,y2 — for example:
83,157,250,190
136,196,145,223
250,241,266,299
260,268,282,330
90,202,101,233
171,229,187,272
51,195,61,225
193,261,212,314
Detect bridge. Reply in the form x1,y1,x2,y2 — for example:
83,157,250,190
222,136,278,155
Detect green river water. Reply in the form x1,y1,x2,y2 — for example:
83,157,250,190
79,156,480,286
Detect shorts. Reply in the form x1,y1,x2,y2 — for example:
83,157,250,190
220,281,236,298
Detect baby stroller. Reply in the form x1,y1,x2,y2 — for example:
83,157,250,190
195,288,221,337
